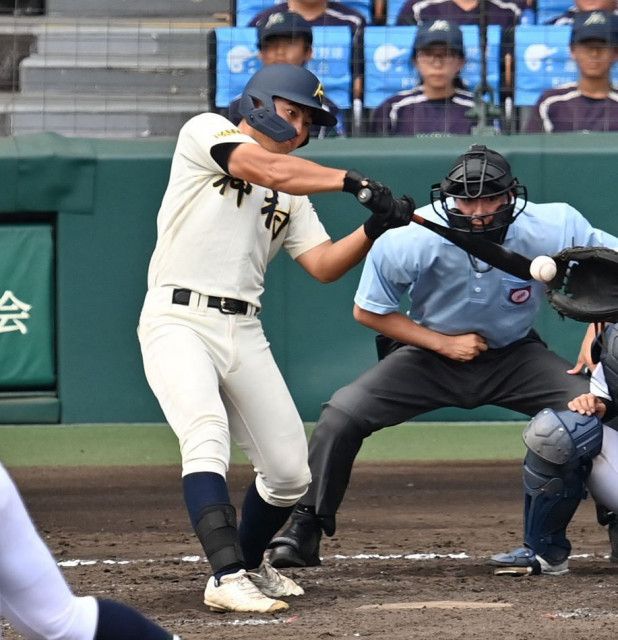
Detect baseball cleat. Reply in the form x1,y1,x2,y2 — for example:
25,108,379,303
249,560,304,598
203,569,289,613
488,546,569,576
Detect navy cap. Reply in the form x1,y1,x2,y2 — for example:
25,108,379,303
412,20,465,57
570,11,618,45
257,11,313,49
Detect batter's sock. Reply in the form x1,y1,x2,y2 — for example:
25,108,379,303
95,599,174,640
238,481,294,570
183,473,245,580
182,471,230,529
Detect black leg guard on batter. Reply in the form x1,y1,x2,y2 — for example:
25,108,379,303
194,503,245,575
523,450,587,564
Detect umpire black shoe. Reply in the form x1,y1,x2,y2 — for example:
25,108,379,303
268,506,322,568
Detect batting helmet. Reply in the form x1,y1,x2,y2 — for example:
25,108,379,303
430,144,528,244
238,64,337,144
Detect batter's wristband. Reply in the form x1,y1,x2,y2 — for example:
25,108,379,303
363,215,386,241
342,169,367,195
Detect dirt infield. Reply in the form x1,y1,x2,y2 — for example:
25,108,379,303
5,461,618,640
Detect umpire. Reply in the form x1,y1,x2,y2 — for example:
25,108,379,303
268,144,618,572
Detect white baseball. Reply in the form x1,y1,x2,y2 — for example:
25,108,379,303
529,255,557,283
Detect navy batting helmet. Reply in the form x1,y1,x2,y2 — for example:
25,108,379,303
430,144,527,244
238,64,337,143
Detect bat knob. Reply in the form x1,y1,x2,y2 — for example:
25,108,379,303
357,187,372,204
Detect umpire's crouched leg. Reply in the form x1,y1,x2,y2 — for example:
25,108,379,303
269,401,370,568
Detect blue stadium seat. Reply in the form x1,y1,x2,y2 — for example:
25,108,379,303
385,0,406,24
215,26,354,109
535,0,572,24
514,25,618,106
235,0,373,26
363,25,502,109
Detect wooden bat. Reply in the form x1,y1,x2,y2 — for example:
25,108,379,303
357,187,532,281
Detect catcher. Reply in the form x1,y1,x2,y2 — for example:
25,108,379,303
491,247,618,575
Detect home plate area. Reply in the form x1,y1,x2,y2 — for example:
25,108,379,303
6,461,618,640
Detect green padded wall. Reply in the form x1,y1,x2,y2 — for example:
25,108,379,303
0,224,54,388
0,132,616,423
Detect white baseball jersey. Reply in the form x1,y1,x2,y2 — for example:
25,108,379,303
147,112,330,309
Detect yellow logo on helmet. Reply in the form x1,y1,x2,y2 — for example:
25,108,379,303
313,82,325,103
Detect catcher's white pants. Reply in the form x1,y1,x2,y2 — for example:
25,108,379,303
587,425,618,513
0,463,98,640
138,286,311,507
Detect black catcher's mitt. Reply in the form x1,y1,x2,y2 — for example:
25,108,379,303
546,246,618,323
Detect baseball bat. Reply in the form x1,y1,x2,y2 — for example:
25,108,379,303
410,211,532,280
357,187,532,280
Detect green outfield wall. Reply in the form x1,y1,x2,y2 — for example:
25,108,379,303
0,132,616,424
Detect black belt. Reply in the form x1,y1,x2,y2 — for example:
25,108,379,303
172,288,254,315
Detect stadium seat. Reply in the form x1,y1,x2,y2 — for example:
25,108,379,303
235,0,373,26
215,25,353,110
385,0,406,25
363,25,502,109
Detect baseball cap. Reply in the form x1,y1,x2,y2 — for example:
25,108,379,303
412,20,465,57
257,11,313,49
570,11,618,45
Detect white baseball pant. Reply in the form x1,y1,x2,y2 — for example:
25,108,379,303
138,286,311,507
587,425,618,514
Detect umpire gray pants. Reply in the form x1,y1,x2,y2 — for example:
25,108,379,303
303,332,590,523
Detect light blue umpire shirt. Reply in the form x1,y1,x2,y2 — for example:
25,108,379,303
354,199,618,349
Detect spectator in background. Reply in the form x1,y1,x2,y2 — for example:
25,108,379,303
546,0,617,24
228,12,345,136
396,0,521,27
248,0,366,100
525,11,618,133
370,20,478,135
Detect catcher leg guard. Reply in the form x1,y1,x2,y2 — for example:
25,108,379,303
268,505,322,568
490,410,603,576
194,504,245,575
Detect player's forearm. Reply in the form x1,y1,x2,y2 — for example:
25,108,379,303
352,306,445,351
297,227,372,283
228,144,346,194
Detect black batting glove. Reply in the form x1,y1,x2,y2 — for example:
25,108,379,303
342,169,372,197
342,170,414,240
363,191,415,241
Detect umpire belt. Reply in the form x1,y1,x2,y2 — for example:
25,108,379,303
171,288,259,316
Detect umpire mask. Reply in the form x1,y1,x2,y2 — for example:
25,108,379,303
430,144,527,244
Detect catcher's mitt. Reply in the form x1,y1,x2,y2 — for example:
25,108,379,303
546,246,618,323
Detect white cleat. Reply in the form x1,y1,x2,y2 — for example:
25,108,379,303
203,569,289,613
249,560,305,598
